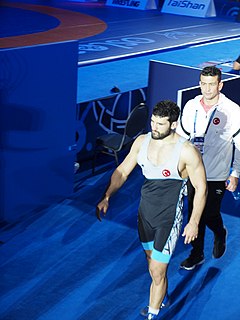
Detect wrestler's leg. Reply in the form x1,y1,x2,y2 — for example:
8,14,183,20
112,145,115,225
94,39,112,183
138,212,173,316
147,254,168,311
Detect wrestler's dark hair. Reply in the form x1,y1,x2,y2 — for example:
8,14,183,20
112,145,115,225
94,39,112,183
152,100,180,124
201,66,222,82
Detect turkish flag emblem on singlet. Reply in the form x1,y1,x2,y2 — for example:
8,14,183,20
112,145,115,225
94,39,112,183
162,169,171,177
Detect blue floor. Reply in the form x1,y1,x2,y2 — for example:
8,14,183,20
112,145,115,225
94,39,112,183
77,37,240,102
1,1,239,103
0,166,240,319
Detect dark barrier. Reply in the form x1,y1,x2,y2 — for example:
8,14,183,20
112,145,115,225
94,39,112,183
147,61,237,114
0,41,78,223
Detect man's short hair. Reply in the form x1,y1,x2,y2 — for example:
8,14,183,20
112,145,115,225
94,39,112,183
201,66,222,82
153,100,180,124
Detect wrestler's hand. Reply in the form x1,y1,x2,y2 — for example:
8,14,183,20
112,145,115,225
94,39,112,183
182,221,198,244
96,197,109,222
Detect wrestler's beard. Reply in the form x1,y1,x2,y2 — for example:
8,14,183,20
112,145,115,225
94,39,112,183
151,127,172,140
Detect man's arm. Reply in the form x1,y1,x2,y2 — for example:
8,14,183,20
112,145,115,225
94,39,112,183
226,104,240,191
96,135,144,221
226,148,240,192
176,101,192,140
181,142,207,244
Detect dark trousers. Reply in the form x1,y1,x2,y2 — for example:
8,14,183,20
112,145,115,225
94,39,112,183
187,180,226,257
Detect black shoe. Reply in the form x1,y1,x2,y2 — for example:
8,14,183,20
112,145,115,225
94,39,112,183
212,227,227,259
180,254,205,270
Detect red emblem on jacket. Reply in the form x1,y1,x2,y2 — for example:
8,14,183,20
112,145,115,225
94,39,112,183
213,117,220,125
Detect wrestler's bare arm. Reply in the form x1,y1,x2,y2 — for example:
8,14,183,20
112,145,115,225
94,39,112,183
96,134,145,221
181,142,207,244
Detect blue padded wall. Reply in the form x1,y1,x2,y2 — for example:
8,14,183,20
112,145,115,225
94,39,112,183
0,41,78,223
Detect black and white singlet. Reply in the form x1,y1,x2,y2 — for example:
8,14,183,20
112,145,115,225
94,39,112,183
137,133,187,263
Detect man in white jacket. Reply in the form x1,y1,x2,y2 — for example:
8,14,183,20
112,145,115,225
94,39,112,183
177,66,240,270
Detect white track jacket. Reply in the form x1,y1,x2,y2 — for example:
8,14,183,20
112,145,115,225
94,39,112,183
176,93,240,181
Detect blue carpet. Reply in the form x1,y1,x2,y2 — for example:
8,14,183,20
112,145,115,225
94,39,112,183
0,166,240,319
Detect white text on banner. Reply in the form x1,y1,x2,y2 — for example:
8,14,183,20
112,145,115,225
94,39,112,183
161,0,216,17
106,0,157,10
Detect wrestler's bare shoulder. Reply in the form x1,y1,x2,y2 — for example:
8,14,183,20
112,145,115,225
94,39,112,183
181,140,202,161
130,134,147,153
134,134,147,145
